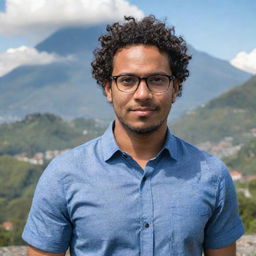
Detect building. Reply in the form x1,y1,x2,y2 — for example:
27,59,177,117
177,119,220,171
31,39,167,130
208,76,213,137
2,221,13,231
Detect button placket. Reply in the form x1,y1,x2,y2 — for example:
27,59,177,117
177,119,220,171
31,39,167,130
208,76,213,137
140,166,154,256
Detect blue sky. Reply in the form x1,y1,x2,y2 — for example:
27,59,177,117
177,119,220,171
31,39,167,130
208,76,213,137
129,0,256,60
0,0,255,76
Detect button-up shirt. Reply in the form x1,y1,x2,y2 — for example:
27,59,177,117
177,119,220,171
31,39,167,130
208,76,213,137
22,122,244,256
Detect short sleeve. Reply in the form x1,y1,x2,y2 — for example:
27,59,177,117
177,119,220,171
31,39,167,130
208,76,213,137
22,159,72,253
203,164,245,249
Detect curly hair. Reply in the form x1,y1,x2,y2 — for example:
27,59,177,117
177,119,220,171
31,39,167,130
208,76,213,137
91,15,191,96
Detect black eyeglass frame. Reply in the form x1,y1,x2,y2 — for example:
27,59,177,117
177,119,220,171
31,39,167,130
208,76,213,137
111,74,176,93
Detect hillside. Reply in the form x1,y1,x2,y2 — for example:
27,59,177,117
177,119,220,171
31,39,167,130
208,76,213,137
0,155,44,245
172,76,256,145
0,113,107,245
0,113,106,156
225,138,256,176
0,25,250,122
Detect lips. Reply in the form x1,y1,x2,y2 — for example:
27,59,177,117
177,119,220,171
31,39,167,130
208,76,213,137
129,106,158,116
131,107,156,111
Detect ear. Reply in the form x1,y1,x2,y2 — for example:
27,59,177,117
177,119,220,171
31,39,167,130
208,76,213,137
171,80,180,103
104,82,113,103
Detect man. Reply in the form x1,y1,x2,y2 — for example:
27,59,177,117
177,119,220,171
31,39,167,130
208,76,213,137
22,16,244,256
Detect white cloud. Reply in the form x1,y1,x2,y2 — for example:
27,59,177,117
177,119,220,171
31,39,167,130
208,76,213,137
230,49,256,74
0,0,144,36
0,45,72,77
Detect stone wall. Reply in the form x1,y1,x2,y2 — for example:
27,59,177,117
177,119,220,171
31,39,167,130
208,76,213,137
0,235,255,256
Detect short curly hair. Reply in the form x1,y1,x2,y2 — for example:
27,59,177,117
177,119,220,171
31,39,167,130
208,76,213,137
91,15,191,96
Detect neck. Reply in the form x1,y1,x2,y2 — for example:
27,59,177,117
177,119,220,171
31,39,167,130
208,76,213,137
113,119,167,168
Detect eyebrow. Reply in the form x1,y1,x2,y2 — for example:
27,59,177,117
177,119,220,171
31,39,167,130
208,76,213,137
113,72,171,77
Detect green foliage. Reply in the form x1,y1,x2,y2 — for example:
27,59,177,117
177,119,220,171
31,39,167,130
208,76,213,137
0,155,44,246
0,227,12,246
0,219,25,246
0,113,106,156
0,155,42,199
237,179,256,234
0,155,44,216
172,76,256,145
249,179,256,198
225,138,256,175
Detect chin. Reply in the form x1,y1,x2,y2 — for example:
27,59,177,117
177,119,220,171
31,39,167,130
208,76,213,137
120,119,165,135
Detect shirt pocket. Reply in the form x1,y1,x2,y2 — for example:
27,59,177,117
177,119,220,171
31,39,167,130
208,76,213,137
169,204,210,255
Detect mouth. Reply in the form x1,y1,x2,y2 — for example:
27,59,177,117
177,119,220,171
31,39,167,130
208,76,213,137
129,106,158,116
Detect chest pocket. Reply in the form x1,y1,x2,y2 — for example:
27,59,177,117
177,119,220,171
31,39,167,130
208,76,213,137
169,204,210,255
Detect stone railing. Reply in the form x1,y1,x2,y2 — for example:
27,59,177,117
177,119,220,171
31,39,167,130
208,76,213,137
0,235,255,256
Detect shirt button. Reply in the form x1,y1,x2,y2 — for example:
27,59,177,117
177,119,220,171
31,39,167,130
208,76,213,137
144,222,150,228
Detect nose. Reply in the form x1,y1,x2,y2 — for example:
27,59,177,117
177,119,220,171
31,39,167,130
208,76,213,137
133,79,152,101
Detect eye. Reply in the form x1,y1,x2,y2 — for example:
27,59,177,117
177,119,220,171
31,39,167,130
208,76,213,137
118,76,138,86
148,75,168,85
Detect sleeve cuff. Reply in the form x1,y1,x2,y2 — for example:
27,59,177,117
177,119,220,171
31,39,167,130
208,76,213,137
22,229,68,254
203,221,245,249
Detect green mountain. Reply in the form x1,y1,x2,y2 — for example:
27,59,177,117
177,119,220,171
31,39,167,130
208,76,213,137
0,113,106,156
225,138,256,175
172,76,256,145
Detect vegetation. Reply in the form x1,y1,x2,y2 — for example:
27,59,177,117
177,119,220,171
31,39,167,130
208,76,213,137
172,76,256,145
0,113,106,156
237,179,256,234
0,155,44,245
225,138,256,175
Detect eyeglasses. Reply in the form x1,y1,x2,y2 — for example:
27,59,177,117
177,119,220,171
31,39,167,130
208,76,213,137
111,74,175,93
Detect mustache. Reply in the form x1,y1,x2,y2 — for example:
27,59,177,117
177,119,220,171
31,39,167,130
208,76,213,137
128,104,159,111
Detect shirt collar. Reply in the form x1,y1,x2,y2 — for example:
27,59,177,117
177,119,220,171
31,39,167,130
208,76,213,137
101,121,121,161
101,121,178,162
162,129,178,161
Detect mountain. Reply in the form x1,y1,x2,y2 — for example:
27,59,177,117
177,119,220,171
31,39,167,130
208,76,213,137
0,113,106,156
36,25,105,55
172,76,256,145
173,46,251,118
0,25,251,122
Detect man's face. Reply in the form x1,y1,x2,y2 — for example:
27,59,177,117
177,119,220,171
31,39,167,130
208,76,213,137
104,44,178,134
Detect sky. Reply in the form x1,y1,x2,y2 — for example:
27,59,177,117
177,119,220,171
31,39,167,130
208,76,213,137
0,0,255,76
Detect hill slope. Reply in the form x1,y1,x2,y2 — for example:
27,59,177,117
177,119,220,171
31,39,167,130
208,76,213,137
225,138,256,175
172,76,256,145
0,155,44,245
0,113,106,156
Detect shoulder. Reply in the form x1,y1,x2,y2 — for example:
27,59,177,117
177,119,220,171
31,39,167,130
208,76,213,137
41,136,103,181
173,135,229,178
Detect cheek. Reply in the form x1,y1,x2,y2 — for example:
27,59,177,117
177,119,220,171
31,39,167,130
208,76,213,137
159,95,172,109
112,93,131,108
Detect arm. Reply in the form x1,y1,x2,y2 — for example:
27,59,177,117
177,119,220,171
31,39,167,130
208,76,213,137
22,159,72,253
203,163,244,250
204,242,236,256
28,245,66,256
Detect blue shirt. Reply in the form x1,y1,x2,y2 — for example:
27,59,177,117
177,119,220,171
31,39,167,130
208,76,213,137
22,122,245,256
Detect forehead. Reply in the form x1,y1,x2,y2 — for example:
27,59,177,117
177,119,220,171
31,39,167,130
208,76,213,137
112,45,171,75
